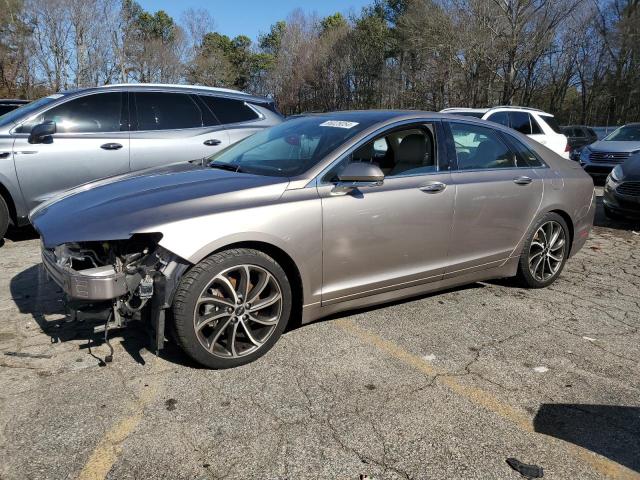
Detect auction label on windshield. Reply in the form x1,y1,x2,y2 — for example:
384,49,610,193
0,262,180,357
319,120,359,129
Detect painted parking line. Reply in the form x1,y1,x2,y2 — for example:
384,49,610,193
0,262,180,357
76,364,163,480
334,318,640,480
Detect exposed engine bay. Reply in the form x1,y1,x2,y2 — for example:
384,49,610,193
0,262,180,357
42,233,190,361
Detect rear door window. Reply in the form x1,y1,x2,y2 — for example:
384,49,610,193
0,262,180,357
199,96,259,125
450,123,515,170
134,92,203,131
502,134,545,168
486,111,510,127
509,111,533,135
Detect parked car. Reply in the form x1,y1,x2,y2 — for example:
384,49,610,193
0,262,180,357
603,152,640,219
32,111,595,368
591,126,618,140
562,125,598,160
0,84,282,239
0,99,30,116
440,106,570,159
579,123,640,176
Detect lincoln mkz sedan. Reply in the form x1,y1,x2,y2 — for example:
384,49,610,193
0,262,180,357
31,111,595,368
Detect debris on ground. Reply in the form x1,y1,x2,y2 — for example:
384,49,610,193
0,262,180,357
532,366,548,373
4,351,52,359
506,457,544,479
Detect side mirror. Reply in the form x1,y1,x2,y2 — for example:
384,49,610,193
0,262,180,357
332,162,384,195
28,121,56,144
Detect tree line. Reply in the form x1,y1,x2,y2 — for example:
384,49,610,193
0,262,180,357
1,0,638,125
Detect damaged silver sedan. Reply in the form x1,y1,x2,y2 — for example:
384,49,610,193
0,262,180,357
31,111,595,368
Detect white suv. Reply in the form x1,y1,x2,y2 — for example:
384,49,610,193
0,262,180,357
441,106,569,159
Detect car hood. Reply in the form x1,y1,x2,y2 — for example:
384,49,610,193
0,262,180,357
588,140,640,153
31,162,290,248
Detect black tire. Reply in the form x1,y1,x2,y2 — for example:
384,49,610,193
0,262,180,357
604,206,625,220
0,195,9,240
172,248,292,369
516,212,570,288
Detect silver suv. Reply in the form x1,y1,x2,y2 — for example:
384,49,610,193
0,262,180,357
0,84,282,239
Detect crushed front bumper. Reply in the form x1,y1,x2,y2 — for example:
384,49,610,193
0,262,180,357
41,248,128,301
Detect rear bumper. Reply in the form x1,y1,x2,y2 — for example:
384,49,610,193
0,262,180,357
42,248,128,301
570,190,596,257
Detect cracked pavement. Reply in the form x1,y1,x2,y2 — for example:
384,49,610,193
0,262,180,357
0,187,639,479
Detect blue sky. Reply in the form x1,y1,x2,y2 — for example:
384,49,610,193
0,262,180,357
138,0,372,40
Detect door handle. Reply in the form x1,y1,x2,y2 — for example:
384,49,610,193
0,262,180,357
101,143,123,150
513,176,533,185
0,152,10,159
204,139,222,146
419,181,447,193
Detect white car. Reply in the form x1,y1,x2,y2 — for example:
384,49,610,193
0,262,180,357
441,106,570,159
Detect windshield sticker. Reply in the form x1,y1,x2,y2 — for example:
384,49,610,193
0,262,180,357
319,120,359,129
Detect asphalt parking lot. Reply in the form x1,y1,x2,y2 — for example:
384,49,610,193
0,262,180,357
1,187,639,480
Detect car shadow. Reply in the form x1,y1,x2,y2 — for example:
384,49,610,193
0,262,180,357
534,404,640,473
9,263,199,367
4,225,39,242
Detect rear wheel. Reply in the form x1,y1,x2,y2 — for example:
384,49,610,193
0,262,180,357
0,196,9,240
172,248,292,369
516,213,569,288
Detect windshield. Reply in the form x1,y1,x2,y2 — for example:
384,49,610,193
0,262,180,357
0,94,65,127
604,124,640,142
208,116,376,177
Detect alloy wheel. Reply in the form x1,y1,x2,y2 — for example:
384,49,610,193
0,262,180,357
193,264,283,358
528,220,566,282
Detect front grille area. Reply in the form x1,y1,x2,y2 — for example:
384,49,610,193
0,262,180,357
617,181,640,197
589,151,631,164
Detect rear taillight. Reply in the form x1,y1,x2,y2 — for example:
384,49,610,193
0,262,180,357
565,143,571,152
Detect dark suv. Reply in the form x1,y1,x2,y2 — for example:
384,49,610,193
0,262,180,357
0,99,30,116
562,125,598,160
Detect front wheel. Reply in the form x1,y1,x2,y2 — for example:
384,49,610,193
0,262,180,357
172,248,292,369
0,196,9,240
516,213,569,288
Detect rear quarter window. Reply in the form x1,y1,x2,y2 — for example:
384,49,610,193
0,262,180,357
199,96,260,124
539,115,563,134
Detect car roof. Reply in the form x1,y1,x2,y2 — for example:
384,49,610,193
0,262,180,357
60,83,273,104
292,109,527,126
440,107,489,114
442,105,548,115
0,99,30,104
